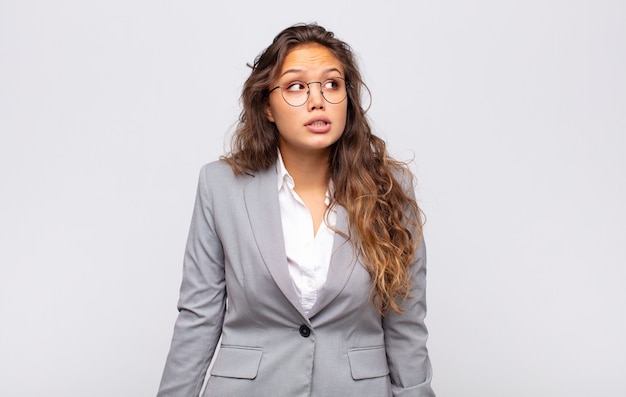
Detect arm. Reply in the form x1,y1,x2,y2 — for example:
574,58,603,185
382,172,435,397
383,237,435,397
157,165,227,397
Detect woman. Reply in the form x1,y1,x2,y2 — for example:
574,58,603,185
157,23,435,397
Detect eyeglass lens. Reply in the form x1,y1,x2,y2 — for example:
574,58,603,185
279,78,347,107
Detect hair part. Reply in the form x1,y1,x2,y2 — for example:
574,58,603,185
223,23,423,315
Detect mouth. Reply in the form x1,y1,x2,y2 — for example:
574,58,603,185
305,117,332,133
305,117,331,127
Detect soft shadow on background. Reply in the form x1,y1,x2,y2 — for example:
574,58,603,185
1,1,624,396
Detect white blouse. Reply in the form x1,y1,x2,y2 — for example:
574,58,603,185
276,154,336,316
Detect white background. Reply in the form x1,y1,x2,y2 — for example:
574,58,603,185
1,1,624,396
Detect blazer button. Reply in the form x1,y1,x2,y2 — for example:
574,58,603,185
299,325,311,337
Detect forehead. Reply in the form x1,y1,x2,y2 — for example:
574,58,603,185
278,43,344,76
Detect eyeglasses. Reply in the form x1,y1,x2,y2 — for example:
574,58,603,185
268,77,348,107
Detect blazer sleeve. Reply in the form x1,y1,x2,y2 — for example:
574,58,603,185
382,172,436,397
157,164,227,397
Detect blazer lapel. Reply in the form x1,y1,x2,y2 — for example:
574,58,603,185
243,167,359,321
307,205,359,319
243,166,304,317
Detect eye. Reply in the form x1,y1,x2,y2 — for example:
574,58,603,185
323,78,341,91
285,81,307,92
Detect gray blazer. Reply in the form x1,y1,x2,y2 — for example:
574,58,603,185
157,160,434,397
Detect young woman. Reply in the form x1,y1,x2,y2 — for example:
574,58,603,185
157,23,435,397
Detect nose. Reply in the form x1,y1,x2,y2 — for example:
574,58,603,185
307,81,325,110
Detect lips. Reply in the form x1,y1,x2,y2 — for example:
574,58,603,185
305,116,331,126
305,117,332,133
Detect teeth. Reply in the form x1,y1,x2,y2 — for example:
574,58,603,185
311,121,327,126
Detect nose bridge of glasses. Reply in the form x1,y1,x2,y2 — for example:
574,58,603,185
305,81,325,103
306,81,324,94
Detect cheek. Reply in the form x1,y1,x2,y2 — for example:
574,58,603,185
268,100,296,125
273,111,297,131
336,105,348,131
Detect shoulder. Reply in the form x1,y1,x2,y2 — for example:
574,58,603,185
197,159,275,193
197,159,249,184
199,159,274,179
193,160,240,197
200,159,235,177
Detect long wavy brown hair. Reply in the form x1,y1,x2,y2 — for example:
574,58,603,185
223,23,423,315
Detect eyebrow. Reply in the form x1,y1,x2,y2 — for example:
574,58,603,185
279,67,343,78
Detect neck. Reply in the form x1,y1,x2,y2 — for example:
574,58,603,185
280,148,331,190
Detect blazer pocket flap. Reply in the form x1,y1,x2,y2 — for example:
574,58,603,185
210,345,263,379
347,346,389,380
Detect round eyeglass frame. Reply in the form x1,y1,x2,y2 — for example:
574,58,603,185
268,77,349,107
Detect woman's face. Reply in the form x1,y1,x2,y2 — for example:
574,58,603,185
266,43,348,158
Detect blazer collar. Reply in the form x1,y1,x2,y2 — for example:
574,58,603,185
243,164,358,322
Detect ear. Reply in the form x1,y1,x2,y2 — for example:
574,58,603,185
264,103,275,122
